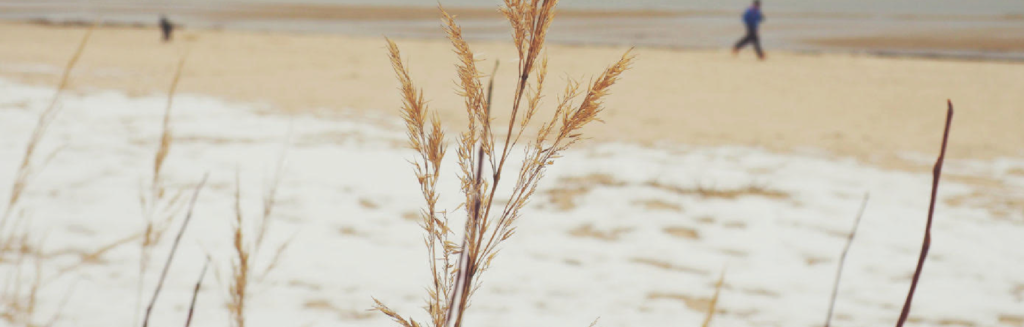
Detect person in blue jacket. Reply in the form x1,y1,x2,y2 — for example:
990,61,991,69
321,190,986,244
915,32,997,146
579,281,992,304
732,0,765,60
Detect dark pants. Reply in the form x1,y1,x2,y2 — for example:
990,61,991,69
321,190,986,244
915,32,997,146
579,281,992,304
733,25,763,58
160,23,172,42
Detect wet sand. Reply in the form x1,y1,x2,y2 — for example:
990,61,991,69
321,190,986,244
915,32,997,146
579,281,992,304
0,21,1022,168
808,29,1024,54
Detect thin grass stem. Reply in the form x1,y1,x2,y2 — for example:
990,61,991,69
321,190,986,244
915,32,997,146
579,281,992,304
141,174,209,327
824,193,869,327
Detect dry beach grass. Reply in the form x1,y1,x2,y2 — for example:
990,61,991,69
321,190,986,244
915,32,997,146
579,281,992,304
0,23,94,326
373,1,633,326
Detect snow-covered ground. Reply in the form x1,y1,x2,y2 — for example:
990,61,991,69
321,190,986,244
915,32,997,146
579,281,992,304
1,78,1022,327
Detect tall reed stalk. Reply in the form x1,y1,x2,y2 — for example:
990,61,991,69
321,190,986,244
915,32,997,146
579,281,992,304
376,1,633,326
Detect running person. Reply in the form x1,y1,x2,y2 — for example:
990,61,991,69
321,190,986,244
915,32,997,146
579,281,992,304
733,1,765,60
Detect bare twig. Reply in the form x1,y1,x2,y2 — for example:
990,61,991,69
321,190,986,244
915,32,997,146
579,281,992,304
142,174,209,327
184,259,210,327
894,101,953,327
485,60,500,117
825,193,869,327
447,61,499,327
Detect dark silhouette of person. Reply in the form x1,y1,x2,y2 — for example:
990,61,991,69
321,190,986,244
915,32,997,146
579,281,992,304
732,0,765,60
159,15,173,42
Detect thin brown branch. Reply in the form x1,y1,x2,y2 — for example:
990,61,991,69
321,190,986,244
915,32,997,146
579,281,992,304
485,59,500,172
894,101,953,327
486,60,500,117
184,259,210,327
142,173,209,327
825,193,869,327
444,145,485,327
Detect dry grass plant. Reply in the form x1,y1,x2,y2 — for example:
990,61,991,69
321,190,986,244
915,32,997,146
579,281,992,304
134,53,191,326
140,174,208,327
375,1,633,326
0,237,45,325
0,23,94,251
227,146,290,327
0,24,94,327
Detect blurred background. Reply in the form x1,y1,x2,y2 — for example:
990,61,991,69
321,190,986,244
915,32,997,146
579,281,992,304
3,0,1024,60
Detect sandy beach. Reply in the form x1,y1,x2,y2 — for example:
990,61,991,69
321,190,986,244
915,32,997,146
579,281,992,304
1,21,1022,167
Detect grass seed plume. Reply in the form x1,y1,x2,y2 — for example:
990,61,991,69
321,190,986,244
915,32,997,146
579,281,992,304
375,1,633,326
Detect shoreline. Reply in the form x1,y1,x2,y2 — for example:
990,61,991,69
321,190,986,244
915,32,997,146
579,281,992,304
15,17,1024,64
2,2,1024,62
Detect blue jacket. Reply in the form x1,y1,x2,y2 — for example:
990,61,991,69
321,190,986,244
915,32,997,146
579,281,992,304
743,7,763,27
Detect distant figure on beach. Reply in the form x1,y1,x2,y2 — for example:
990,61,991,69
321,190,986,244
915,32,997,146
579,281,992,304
159,15,173,42
732,0,765,60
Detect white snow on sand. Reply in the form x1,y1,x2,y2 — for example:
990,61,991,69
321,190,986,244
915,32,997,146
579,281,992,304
0,78,1022,327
